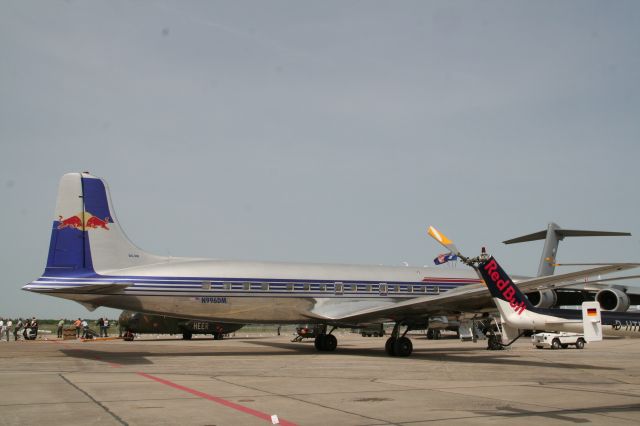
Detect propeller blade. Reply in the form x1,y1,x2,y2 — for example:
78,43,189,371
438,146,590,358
427,226,461,257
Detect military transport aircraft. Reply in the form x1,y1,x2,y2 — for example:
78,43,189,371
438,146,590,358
23,172,638,357
504,222,640,311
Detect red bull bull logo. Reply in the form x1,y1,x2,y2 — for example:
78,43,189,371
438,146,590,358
57,213,110,230
85,216,110,230
57,215,83,230
482,258,526,315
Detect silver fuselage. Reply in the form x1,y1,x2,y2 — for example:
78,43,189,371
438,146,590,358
27,258,481,324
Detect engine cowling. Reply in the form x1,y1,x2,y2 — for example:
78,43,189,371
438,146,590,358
596,288,630,312
525,289,558,308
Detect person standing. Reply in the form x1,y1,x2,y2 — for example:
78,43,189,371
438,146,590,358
57,319,64,338
97,317,104,337
74,318,82,338
14,319,22,341
6,319,13,341
81,319,88,338
30,317,38,339
0,319,5,342
103,318,109,337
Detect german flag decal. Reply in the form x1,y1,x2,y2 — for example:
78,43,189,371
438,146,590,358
587,308,598,317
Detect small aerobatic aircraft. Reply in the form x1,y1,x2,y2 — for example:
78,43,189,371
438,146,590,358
23,173,638,357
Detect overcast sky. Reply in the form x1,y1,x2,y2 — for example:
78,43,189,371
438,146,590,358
1,1,639,319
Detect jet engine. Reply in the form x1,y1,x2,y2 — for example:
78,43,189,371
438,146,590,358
525,290,558,308
595,288,630,312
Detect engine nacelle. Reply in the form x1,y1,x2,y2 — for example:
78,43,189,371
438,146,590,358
596,288,630,312
525,289,558,308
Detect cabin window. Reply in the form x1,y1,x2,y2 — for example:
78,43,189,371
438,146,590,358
287,283,294,291
379,283,387,295
426,285,440,294
261,283,268,291
224,282,232,291
302,283,310,291
334,282,343,295
318,283,326,292
243,282,251,291
201,281,211,290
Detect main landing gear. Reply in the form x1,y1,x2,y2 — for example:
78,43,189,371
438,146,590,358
385,323,413,357
314,325,338,352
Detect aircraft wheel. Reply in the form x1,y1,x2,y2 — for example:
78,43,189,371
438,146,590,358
182,331,193,340
487,336,502,350
314,334,326,351
576,338,585,349
394,337,413,357
551,339,561,350
385,337,397,356
324,334,337,351
426,329,434,340
213,333,223,340
561,344,569,349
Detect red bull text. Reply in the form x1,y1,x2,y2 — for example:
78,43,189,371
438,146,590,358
482,258,526,315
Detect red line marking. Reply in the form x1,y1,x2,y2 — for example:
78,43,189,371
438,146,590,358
56,345,293,423
137,372,297,426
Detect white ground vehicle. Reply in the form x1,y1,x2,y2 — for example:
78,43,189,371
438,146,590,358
532,332,586,350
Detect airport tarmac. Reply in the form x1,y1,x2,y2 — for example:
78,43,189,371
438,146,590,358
0,333,639,425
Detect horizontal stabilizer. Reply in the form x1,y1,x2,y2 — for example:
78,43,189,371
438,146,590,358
504,229,630,244
37,283,131,294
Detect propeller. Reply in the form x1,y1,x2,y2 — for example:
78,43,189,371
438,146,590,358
427,226,461,257
427,225,490,267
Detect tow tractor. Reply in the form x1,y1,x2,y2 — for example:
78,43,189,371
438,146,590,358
532,332,586,350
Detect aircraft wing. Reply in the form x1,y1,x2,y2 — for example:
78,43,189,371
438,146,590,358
511,264,640,291
326,263,639,324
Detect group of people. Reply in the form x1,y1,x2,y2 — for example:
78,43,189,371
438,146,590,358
69,317,111,339
0,317,39,341
0,317,114,341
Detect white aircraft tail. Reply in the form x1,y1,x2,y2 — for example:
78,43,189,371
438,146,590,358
45,172,164,276
581,302,603,342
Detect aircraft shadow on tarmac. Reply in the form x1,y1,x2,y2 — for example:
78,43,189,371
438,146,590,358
244,341,623,371
471,403,640,423
59,340,622,371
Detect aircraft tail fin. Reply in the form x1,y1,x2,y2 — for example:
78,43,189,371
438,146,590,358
503,222,631,277
44,172,163,276
582,301,603,342
478,257,535,315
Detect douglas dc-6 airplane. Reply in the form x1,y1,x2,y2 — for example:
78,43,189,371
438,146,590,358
23,172,639,357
